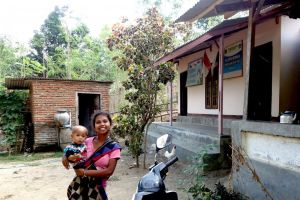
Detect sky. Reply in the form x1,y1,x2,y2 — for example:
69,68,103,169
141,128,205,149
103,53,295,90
0,0,198,45
0,0,140,44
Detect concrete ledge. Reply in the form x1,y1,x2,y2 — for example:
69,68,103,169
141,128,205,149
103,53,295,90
147,122,231,167
232,120,300,199
176,115,239,130
233,158,300,200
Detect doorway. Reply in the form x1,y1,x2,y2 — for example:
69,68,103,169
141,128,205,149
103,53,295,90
248,42,272,121
78,93,101,136
180,71,188,116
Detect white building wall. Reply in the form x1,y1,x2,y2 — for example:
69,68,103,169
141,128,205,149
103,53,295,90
280,16,300,115
178,17,282,116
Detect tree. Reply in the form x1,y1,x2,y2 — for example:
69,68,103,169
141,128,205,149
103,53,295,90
19,57,45,77
138,0,197,45
30,6,68,78
0,38,18,81
195,16,224,34
29,7,120,81
0,38,30,81
108,8,175,167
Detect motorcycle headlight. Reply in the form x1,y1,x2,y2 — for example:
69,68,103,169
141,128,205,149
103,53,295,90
137,172,161,192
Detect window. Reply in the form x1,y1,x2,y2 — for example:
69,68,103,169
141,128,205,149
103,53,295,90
205,66,218,109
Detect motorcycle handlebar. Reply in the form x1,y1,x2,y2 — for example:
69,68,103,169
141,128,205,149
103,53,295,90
165,156,178,168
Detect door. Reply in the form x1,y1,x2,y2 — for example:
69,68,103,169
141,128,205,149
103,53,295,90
248,42,272,121
78,93,100,136
180,71,188,116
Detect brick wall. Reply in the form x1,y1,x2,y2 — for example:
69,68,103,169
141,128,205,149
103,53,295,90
30,80,111,150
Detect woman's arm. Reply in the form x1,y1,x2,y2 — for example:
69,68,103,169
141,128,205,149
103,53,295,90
74,158,118,177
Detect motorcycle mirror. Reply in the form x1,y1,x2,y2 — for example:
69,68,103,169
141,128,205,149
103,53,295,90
156,134,172,151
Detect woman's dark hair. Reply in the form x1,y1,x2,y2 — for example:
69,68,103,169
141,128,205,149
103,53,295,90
91,111,112,129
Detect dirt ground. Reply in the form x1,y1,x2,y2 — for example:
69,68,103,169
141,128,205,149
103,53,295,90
0,147,230,200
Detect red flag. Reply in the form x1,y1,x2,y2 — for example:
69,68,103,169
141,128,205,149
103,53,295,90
203,51,212,70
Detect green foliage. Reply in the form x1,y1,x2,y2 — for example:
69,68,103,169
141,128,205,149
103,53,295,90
139,0,191,22
0,88,27,149
185,147,244,200
0,37,25,81
18,57,46,77
188,182,244,200
108,8,175,167
30,6,68,78
0,151,63,163
28,6,121,81
41,6,68,57
195,16,224,34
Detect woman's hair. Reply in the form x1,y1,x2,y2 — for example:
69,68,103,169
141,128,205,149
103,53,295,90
91,111,112,128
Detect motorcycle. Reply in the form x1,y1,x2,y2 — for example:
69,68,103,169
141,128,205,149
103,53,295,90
132,134,179,200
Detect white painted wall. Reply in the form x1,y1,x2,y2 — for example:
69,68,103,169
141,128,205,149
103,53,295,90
177,17,284,116
242,132,300,172
280,16,300,115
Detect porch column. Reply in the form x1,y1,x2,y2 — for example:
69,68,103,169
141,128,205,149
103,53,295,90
243,1,263,119
169,80,173,126
218,34,224,136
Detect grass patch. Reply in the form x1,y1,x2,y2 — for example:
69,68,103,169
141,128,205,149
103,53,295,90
0,151,63,163
121,151,130,156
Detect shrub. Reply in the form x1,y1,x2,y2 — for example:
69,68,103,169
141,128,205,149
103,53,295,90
0,87,28,153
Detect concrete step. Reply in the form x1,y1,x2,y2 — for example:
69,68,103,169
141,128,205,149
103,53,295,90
147,122,221,162
146,122,232,170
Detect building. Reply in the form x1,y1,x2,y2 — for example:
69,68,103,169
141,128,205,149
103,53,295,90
5,77,112,151
153,0,300,199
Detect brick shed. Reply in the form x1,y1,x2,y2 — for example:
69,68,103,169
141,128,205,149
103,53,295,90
5,77,112,150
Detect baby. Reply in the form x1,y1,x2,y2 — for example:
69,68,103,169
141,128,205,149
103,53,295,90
63,125,88,164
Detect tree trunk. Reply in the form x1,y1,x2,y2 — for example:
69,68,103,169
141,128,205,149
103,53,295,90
143,120,153,169
136,155,139,168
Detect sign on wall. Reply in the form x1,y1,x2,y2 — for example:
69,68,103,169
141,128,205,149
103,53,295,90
224,41,243,79
186,58,203,87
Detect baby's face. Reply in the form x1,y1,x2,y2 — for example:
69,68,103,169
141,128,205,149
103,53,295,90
71,131,87,144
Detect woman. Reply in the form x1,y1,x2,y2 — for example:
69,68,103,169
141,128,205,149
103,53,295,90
62,111,121,200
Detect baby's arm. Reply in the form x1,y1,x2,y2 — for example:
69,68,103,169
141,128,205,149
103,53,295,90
64,147,80,162
68,154,81,162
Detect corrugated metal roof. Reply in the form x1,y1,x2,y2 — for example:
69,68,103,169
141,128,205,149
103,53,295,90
175,0,224,22
154,17,248,66
175,0,289,22
5,77,113,90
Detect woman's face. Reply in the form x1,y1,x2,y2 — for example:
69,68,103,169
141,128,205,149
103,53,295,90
94,114,111,135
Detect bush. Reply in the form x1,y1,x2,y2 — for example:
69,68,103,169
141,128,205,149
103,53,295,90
184,146,245,200
0,87,28,153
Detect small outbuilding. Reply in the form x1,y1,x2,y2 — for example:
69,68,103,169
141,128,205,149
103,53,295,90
5,77,112,151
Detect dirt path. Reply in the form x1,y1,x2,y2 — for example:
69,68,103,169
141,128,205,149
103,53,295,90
0,150,229,200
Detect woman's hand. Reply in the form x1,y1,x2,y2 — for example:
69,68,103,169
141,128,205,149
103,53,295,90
74,168,85,177
62,156,70,169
